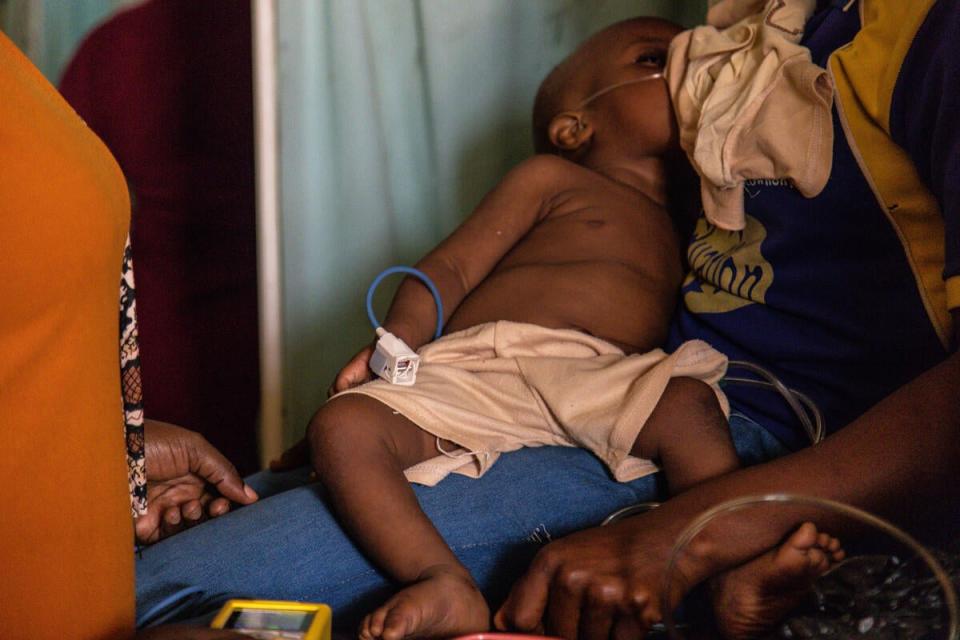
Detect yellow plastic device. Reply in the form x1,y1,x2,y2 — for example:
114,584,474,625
210,599,332,640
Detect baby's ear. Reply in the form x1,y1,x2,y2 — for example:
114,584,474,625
548,111,593,152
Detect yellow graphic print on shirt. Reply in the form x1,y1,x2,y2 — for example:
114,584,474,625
684,214,774,314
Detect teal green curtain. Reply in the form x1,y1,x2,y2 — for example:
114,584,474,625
278,0,707,444
0,0,139,80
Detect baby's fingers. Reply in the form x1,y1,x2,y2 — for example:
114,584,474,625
333,366,371,394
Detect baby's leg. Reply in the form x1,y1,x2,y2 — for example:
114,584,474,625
634,377,739,494
309,394,488,640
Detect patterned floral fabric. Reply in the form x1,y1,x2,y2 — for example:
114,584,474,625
120,234,148,516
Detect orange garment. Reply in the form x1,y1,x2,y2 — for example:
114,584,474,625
0,30,135,640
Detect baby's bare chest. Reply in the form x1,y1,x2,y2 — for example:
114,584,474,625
500,192,678,269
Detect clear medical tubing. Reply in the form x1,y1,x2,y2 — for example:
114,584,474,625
725,360,825,445
660,494,959,640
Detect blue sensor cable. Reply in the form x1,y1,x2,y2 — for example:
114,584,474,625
136,585,204,628
366,266,444,340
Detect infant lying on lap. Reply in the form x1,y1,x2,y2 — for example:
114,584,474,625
307,17,842,640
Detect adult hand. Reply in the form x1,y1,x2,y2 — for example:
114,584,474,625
135,419,259,544
497,315,960,640
136,625,248,639
493,496,746,640
494,515,674,640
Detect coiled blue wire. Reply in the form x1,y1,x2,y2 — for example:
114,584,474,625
135,585,204,627
366,266,444,340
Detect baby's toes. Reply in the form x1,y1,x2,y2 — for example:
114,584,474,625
825,537,845,561
807,546,830,574
366,605,392,639
816,531,833,550
792,522,820,550
381,601,417,640
359,618,374,640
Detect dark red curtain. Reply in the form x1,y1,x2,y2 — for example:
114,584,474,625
61,0,260,474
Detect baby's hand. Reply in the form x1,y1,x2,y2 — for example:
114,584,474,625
329,343,375,396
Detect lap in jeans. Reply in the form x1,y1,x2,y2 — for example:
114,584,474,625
135,412,788,628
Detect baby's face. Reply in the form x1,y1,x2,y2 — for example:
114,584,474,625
557,18,681,157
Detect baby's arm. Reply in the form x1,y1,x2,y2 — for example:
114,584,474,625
331,155,577,393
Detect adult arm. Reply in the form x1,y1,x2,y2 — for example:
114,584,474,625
496,313,960,639
135,420,259,544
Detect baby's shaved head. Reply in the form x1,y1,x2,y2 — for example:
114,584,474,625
532,16,682,153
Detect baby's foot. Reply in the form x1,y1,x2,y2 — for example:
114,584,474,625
711,522,845,639
359,565,489,640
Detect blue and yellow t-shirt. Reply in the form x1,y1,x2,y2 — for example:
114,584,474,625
668,0,959,450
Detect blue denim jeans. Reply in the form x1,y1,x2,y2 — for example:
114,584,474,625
135,412,788,628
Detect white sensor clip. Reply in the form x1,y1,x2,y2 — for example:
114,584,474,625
369,328,419,385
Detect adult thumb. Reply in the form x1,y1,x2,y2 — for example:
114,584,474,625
189,436,258,504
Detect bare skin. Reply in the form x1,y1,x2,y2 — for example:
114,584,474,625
359,566,488,640
305,17,748,640
494,312,960,639
313,395,491,640
136,420,259,544
711,522,845,639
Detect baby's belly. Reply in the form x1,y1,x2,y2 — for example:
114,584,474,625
444,262,673,353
